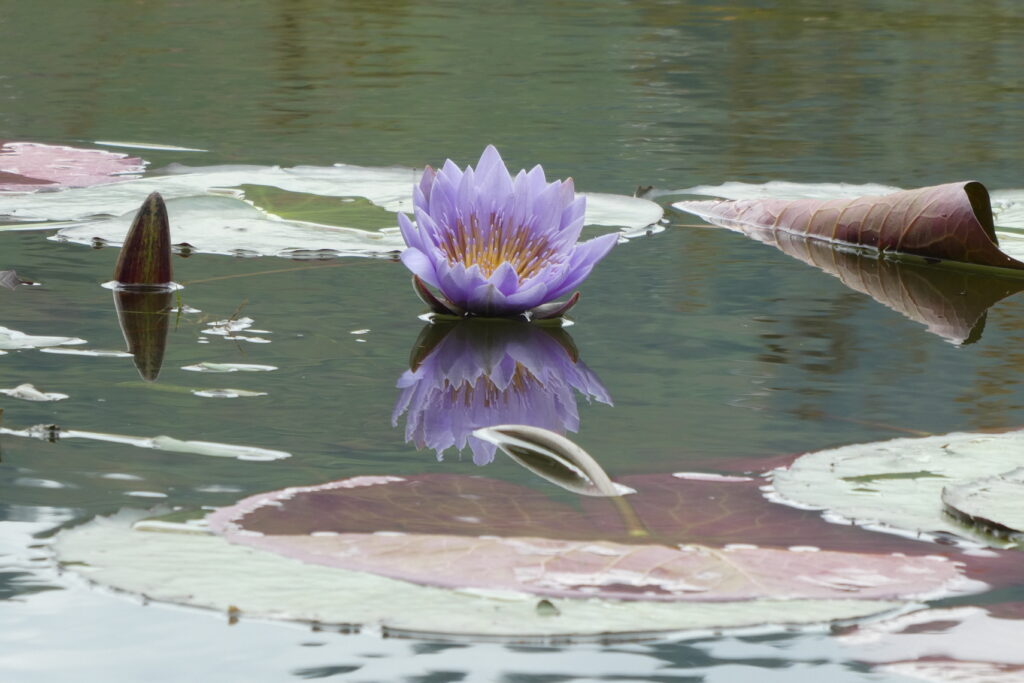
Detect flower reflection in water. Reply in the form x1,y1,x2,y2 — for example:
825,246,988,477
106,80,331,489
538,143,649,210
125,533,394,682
392,320,611,464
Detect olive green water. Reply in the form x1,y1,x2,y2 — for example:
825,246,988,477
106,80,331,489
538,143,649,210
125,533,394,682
2,1,1024,681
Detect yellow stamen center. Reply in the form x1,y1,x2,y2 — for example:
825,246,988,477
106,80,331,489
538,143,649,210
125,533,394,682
437,213,558,281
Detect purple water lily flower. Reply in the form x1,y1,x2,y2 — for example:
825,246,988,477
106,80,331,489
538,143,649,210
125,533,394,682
398,146,619,318
392,320,612,465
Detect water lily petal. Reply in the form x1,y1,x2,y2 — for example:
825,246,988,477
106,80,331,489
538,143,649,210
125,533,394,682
549,212,587,252
524,165,549,198
545,232,619,301
398,212,427,254
503,280,551,311
396,148,617,317
412,207,446,251
469,436,498,465
416,165,436,204
438,261,487,307
527,182,567,238
474,145,505,178
489,261,520,296
400,248,441,289
466,281,513,315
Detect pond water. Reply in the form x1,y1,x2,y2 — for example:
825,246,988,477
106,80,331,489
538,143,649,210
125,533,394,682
3,1,1024,681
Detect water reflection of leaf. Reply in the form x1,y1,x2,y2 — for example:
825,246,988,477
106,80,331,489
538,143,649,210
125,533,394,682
732,229,1024,345
393,320,611,464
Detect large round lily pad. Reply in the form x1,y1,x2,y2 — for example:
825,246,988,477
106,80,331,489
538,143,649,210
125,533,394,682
206,475,980,604
52,511,912,641
769,429,1024,546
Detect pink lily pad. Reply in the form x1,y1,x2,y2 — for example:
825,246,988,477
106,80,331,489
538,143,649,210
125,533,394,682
206,474,978,603
0,142,145,192
675,181,1024,272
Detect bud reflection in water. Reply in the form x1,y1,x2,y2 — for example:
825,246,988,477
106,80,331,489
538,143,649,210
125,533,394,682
114,289,173,382
393,320,611,464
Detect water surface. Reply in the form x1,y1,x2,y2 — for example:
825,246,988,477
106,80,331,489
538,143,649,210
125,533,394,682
2,1,1024,680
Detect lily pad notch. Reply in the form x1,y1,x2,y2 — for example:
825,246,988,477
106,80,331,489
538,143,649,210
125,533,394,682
675,181,1024,275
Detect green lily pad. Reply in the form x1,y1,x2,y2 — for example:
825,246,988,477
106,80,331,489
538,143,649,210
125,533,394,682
236,184,399,229
770,429,1024,546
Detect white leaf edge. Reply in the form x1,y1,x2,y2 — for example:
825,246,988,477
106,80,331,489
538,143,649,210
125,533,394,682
768,429,1024,547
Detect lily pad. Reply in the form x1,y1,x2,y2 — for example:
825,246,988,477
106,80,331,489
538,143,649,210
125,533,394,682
180,362,278,373
942,468,1024,542
55,195,406,259
53,511,906,641
237,184,401,229
190,389,268,399
684,219,1024,345
188,472,942,556
0,162,663,257
38,347,133,358
206,475,978,604
0,424,289,461
0,383,68,402
0,142,145,193
769,429,1024,546
0,326,86,352
675,181,1024,274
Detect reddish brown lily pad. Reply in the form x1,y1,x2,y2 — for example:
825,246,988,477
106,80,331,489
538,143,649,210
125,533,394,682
206,474,980,603
205,472,931,555
675,181,1024,273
